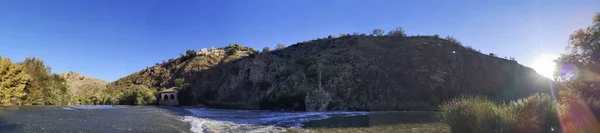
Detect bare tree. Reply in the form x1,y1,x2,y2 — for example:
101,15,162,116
387,27,406,37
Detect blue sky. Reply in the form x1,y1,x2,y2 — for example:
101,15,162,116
1,0,598,81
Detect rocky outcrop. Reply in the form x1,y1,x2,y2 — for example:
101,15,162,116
113,35,557,111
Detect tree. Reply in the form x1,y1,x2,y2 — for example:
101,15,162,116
121,85,156,105
186,49,196,56
174,78,190,89
372,29,384,36
445,36,461,44
387,26,406,37
276,43,286,50
556,13,600,82
21,57,52,105
0,57,29,105
263,46,271,52
225,44,245,51
47,74,69,106
249,47,258,54
555,13,600,119
227,48,238,56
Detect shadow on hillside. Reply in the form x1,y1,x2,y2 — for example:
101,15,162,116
302,111,439,128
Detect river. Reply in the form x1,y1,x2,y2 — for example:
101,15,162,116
0,106,447,133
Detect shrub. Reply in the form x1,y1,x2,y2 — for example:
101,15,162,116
444,36,460,44
186,49,196,56
438,93,560,133
120,85,157,105
438,95,515,133
508,93,559,132
227,48,237,56
372,29,384,36
276,43,286,50
387,27,406,37
262,46,271,52
260,86,312,111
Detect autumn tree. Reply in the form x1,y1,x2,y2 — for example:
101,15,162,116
556,13,600,83
0,56,29,105
554,13,600,126
21,57,52,105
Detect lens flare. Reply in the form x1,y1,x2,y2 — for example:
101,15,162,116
558,63,580,81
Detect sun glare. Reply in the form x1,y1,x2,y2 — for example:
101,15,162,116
531,54,557,79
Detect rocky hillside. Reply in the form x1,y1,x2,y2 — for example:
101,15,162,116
61,72,109,103
113,35,557,111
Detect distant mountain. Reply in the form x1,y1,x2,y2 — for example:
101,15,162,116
61,72,109,103
113,35,557,111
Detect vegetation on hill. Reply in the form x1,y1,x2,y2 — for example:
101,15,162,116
62,72,157,105
61,72,108,104
113,26,553,111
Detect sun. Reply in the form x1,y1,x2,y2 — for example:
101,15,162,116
531,54,557,79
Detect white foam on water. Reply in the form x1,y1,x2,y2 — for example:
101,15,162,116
65,105,125,110
181,108,368,133
181,116,288,133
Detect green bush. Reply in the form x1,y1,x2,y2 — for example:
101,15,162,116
120,85,157,105
438,93,560,133
438,95,515,133
508,93,559,132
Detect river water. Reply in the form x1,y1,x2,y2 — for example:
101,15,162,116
0,105,383,133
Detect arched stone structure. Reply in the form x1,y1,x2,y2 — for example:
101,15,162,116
158,87,179,106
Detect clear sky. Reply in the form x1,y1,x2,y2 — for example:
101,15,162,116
1,0,599,81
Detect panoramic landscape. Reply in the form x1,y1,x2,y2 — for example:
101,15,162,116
2,1,600,133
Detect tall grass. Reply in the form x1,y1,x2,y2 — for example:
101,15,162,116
438,93,559,133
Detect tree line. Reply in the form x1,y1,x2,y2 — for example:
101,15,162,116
0,56,157,106
0,56,69,105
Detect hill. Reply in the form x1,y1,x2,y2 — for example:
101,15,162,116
61,72,109,104
112,34,557,111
